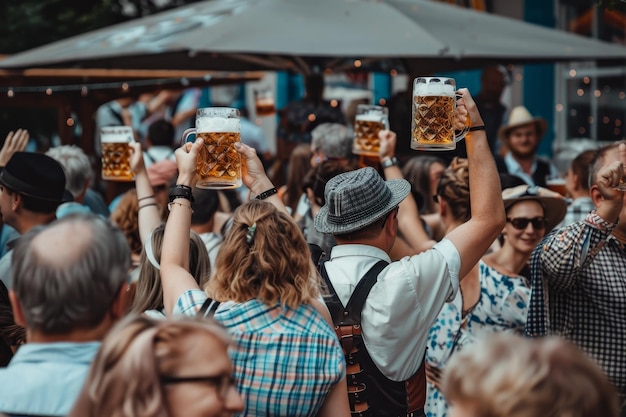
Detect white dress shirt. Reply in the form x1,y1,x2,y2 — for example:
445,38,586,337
324,239,460,381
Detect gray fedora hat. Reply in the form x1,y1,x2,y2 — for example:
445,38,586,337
314,167,410,235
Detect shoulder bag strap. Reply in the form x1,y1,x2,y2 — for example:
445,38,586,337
198,297,221,318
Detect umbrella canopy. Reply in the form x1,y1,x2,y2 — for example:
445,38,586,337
1,0,625,74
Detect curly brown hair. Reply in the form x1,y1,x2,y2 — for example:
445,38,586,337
110,189,142,256
205,200,319,308
436,157,471,223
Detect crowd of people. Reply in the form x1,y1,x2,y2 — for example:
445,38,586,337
0,71,623,417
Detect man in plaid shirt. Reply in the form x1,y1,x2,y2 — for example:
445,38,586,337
527,142,626,414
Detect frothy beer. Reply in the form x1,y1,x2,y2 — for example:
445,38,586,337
100,127,134,181
196,117,242,189
411,79,457,151
353,114,385,156
255,97,276,117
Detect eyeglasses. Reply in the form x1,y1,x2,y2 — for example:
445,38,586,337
161,374,237,399
506,217,547,230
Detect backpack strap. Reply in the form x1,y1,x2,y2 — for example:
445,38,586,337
198,297,221,318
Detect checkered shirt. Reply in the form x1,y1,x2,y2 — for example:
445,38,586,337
526,211,626,406
175,290,346,417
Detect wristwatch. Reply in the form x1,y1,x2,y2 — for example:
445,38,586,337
381,156,398,169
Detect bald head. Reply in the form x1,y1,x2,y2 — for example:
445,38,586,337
31,221,94,268
12,213,131,334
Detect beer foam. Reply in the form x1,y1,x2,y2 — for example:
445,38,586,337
414,80,456,97
197,117,240,133
356,113,386,122
100,127,134,143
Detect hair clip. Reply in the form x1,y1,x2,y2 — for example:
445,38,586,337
246,222,257,245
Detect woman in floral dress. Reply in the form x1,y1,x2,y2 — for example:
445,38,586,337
424,167,567,417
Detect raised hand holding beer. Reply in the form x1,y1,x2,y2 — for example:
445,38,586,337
352,104,389,157
100,126,135,181
181,107,242,189
411,77,471,151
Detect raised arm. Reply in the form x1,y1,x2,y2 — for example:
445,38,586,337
0,129,29,168
129,142,162,243
160,139,204,314
444,89,505,279
379,130,437,254
539,144,625,287
235,142,289,215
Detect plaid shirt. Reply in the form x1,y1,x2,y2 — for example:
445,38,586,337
557,196,595,229
527,211,626,406
175,290,345,417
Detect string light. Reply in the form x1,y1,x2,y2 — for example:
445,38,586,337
0,77,211,96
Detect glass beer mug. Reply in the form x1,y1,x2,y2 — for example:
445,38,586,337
254,86,276,117
100,126,135,181
182,107,242,189
352,104,389,157
411,77,470,151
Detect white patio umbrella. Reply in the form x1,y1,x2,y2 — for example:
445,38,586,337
0,0,624,74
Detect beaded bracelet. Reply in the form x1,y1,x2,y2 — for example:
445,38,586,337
167,201,194,213
255,187,278,200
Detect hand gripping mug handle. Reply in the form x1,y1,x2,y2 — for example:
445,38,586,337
181,127,197,146
454,94,470,142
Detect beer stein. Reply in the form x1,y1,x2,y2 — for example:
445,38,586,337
352,104,389,157
254,86,276,117
182,107,242,189
100,126,135,181
545,174,568,196
411,77,470,151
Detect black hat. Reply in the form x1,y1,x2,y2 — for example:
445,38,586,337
0,152,66,203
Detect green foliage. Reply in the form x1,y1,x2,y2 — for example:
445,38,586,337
0,0,124,54
597,0,626,11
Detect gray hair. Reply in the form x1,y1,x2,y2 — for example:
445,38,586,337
311,123,353,159
12,213,130,334
46,145,93,198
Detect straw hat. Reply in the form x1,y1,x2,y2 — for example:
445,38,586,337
498,106,548,142
502,185,568,232
314,167,410,235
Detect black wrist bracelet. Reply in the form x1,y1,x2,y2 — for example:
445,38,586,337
255,187,278,200
173,184,192,191
469,125,486,131
169,194,193,203
169,185,194,203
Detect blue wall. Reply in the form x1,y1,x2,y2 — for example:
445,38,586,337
524,0,556,158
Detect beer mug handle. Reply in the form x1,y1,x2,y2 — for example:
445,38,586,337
454,95,470,142
182,128,197,146
381,116,390,130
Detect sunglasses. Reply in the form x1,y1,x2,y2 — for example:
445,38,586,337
506,217,547,230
